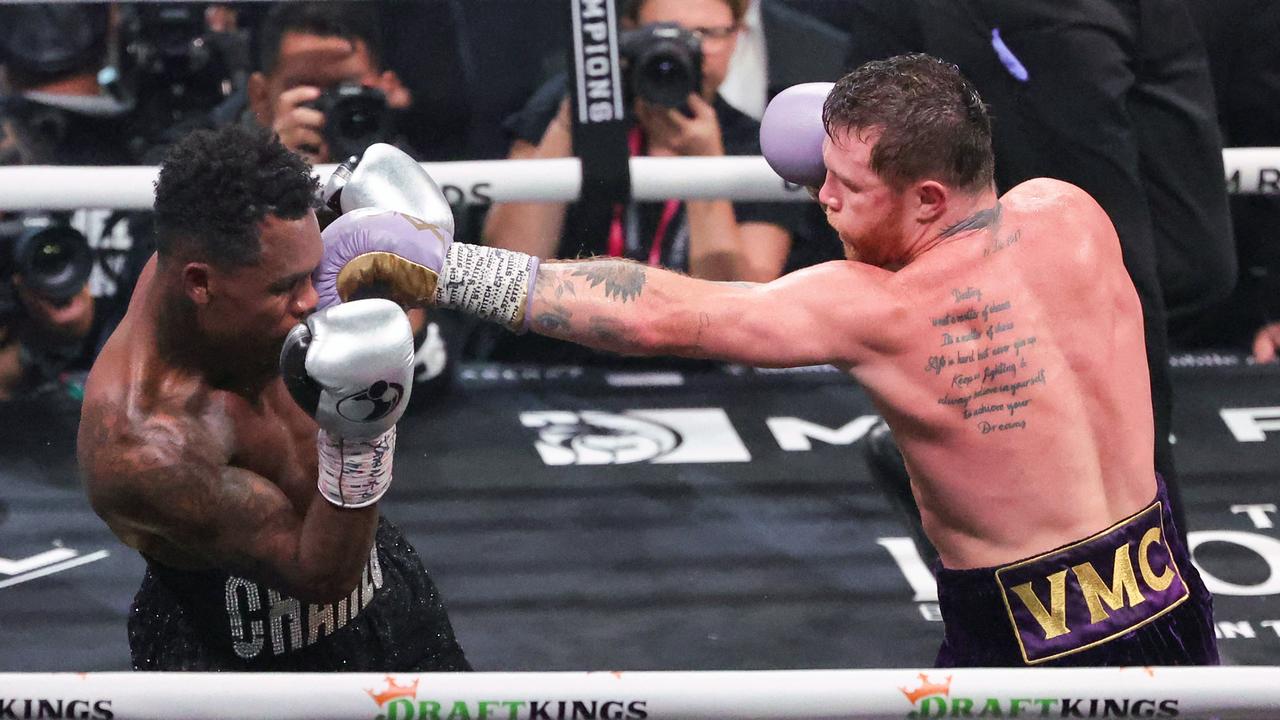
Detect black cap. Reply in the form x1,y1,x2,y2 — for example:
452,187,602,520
0,4,109,81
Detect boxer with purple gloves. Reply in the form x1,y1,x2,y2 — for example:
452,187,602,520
332,54,1220,667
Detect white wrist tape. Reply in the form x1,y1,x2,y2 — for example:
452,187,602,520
434,243,539,332
316,427,396,508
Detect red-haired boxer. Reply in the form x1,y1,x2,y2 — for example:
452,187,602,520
76,125,469,671
318,54,1217,667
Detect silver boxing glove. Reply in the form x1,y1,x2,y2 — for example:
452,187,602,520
320,143,540,333
281,298,415,507
321,143,455,235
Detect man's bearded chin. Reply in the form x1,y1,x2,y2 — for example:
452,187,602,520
842,240,861,262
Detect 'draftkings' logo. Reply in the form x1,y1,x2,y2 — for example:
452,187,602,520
896,673,1183,718
364,676,649,720
366,676,523,720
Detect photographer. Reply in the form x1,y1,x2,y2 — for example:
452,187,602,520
0,218,101,401
0,4,153,401
0,4,133,166
232,2,463,400
483,0,799,285
242,2,413,165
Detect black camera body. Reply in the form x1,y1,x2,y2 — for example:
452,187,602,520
122,3,240,145
618,22,703,113
307,83,392,163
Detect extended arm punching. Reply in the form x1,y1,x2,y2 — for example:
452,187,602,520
522,258,856,367
317,200,877,368
312,143,887,369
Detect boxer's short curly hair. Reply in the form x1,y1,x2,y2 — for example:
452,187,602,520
153,125,319,268
823,53,995,194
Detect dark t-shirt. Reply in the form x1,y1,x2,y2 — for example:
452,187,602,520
503,75,802,268
484,76,803,365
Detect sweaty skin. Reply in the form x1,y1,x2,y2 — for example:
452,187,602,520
521,137,1153,570
76,214,380,604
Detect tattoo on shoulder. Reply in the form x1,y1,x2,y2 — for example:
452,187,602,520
572,263,646,303
983,229,1022,257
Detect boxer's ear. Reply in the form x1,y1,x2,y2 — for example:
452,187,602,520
915,180,948,224
182,262,211,305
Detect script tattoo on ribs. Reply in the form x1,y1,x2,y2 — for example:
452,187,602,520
924,285,1046,435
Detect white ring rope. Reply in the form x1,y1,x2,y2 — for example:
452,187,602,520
0,148,1277,211
1,667,1277,719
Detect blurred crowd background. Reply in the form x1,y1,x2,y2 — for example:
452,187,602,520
1,0,1278,408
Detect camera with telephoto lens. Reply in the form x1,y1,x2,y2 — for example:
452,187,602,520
306,83,392,163
0,219,94,326
618,22,703,114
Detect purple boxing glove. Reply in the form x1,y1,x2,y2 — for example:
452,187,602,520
759,82,835,189
319,207,542,332
315,143,540,329
315,207,451,310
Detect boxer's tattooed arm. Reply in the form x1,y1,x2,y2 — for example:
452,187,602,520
670,312,713,355
588,316,634,345
535,305,573,332
545,272,577,299
531,268,575,332
571,264,647,303
530,259,730,358
82,402,376,600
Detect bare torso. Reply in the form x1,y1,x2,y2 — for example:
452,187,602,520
78,261,321,571
843,179,1154,568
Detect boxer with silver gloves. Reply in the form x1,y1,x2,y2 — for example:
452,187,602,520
331,55,1217,668
76,125,469,671
280,298,414,508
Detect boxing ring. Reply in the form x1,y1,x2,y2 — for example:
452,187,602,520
4,667,1280,719
3,154,1280,719
1,147,1278,210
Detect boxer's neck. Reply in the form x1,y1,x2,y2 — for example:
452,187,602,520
898,186,1001,267
147,273,274,393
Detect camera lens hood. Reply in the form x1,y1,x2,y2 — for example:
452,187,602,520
14,225,94,302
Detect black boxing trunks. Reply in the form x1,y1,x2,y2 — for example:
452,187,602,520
934,474,1218,667
128,516,470,671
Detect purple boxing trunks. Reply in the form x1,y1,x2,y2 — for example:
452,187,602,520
934,475,1218,667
